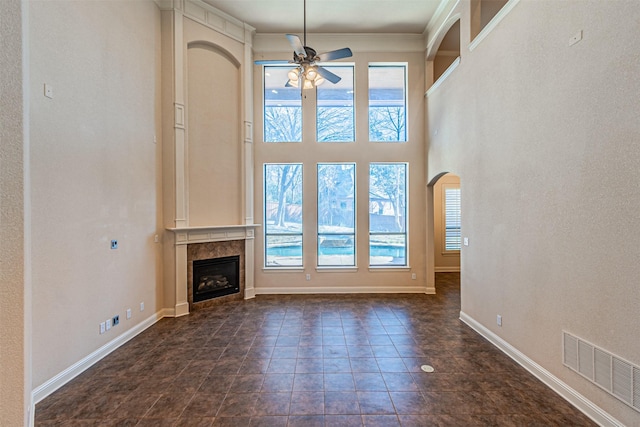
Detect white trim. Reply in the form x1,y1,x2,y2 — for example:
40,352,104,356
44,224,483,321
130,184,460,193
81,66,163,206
255,286,426,295
425,286,436,295
262,267,305,272
368,266,411,272
425,56,460,97
459,311,625,427
31,311,164,405
426,0,460,38
316,267,359,273
244,287,256,299
469,0,521,52
434,266,460,273
426,0,461,58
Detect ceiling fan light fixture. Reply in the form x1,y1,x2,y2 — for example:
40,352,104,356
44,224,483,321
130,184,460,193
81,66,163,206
288,68,300,81
305,67,318,80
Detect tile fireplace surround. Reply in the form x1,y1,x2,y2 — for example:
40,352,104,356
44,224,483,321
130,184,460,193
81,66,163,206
167,225,260,316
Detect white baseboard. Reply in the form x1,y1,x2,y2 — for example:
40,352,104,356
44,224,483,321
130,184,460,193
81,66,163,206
31,311,164,405
255,286,427,295
459,311,624,427
425,286,436,294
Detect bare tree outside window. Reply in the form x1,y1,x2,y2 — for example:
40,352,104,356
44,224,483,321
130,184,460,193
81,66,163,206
369,163,407,266
369,65,407,142
264,164,303,266
317,163,356,266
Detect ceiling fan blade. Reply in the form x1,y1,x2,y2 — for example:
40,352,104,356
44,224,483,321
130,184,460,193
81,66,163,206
316,66,341,84
317,47,353,62
254,59,293,65
286,34,306,58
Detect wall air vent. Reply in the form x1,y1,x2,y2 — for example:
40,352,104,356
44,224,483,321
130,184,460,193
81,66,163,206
563,331,640,413
563,332,578,370
634,367,640,411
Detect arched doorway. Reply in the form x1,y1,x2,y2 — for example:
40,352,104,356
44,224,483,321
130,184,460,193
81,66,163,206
427,172,461,293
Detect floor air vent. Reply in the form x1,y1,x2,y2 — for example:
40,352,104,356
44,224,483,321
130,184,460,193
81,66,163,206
563,331,640,413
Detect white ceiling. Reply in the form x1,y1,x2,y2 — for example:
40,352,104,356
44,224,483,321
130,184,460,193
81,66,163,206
201,0,443,34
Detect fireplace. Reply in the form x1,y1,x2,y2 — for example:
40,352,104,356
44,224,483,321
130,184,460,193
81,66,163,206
192,255,240,302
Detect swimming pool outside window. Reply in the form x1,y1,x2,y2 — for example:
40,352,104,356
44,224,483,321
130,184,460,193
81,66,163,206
369,163,407,266
317,163,356,267
264,164,303,267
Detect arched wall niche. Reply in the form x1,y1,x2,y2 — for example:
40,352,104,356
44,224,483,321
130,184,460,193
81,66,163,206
187,40,241,68
426,13,461,61
185,41,242,226
432,20,460,82
470,0,509,41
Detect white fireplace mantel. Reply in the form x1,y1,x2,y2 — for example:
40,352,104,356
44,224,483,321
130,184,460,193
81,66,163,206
166,224,261,317
168,224,261,245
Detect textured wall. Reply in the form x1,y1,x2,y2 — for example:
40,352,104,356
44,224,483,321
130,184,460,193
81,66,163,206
29,0,162,388
0,1,27,424
427,1,640,423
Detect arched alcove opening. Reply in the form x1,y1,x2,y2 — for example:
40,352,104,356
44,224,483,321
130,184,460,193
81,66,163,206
186,42,242,226
433,19,460,82
470,0,508,41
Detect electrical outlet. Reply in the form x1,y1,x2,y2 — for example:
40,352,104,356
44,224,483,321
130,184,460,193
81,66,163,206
411,273,417,280
306,274,310,281
126,309,132,319
111,240,118,250
105,318,112,331
99,322,106,334
497,315,502,326
113,315,120,326
140,302,144,312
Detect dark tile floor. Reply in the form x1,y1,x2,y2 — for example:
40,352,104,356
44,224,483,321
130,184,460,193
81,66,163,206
35,273,596,426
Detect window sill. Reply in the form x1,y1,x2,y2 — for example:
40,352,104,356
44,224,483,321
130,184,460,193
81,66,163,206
262,267,304,272
316,267,358,273
368,266,411,272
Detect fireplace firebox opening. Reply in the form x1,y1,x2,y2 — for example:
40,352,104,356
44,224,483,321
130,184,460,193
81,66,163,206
192,255,240,302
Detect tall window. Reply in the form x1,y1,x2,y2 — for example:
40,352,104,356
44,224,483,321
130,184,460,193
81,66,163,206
317,163,356,266
369,163,407,266
264,164,303,266
264,66,302,142
443,185,461,251
317,66,355,142
368,64,407,142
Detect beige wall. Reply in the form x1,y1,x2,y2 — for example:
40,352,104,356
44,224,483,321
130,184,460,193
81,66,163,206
29,0,162,389
186,44,242,226
427,0,640,424
252,49,427,292
0,0,29,424
433,173,460,271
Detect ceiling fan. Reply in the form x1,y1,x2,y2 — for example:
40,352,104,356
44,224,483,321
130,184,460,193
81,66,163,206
254,0,353,89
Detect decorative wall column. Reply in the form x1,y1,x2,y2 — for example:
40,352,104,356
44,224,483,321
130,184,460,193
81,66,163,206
243,24,256,299
160,0,257,314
